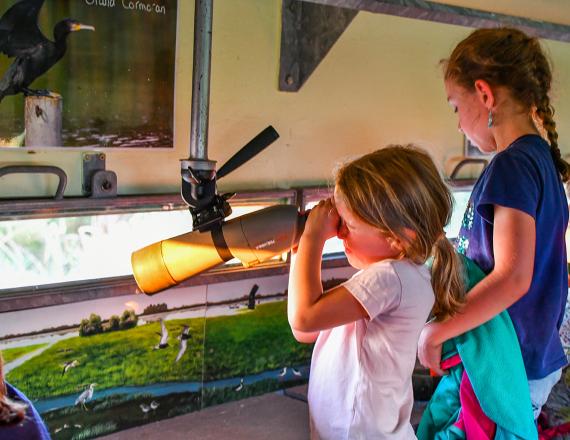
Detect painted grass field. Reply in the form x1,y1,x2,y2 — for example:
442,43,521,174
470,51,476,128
7,318,206,399
203,301,313,381
2,343,48,363
7,301,312,400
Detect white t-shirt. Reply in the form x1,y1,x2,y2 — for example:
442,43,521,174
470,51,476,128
308,259,435,440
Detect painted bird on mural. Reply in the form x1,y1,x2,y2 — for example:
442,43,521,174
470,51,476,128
234,378,244,392
175,325,191,362
75,383,96,411
61,359,79,376
153,319,169,350
0,0,95,102
247,284,259,310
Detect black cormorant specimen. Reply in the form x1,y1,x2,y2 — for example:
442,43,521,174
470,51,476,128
0,0,94,102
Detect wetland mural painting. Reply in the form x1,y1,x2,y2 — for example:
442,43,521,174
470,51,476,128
0,0,176,148
0,267,356,439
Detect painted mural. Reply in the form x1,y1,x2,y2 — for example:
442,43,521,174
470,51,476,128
0,266,356,439
0,0,176,148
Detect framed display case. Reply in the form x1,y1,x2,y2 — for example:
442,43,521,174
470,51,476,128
0,0,177,149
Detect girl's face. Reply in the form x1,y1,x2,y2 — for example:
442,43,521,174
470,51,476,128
333,188,402,270
445,79,496,154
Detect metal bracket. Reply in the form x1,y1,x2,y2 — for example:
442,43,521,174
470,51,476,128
82,153,118,198
279,0,357,92
279,0,570,93
299,0,570,43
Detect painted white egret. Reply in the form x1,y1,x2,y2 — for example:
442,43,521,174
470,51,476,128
153,319,169,350
75,384,95,410
175,325,191,362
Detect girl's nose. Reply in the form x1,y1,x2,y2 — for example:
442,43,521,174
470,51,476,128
337,223,348,239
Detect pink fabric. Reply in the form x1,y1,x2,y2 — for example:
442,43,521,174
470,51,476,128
538,423,570,440
453,370,497,439
440,354,462,370
538,412,570,440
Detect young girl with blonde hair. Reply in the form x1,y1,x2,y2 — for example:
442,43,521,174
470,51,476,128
418,27,569,421
288,144,465,439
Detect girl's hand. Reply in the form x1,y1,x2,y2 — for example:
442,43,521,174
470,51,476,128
417,321,446,376
303,198,340,243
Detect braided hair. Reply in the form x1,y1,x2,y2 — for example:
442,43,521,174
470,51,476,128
443,27,569,181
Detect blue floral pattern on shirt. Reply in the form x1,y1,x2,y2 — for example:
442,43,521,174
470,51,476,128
456,200,474,255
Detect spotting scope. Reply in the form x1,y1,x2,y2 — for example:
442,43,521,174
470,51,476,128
131,204,306,295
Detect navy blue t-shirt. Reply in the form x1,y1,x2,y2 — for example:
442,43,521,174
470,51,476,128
0,382,51,440
456,134,569,380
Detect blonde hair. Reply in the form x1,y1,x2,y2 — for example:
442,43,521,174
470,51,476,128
335,145,465,321
0,351,26,426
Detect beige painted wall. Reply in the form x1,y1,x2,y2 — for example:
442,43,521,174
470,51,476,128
1,0,570,197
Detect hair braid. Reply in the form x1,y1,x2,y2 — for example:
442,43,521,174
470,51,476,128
533,81,570,181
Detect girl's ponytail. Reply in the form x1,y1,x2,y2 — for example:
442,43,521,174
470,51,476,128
0,353,26,426
430,235,465,321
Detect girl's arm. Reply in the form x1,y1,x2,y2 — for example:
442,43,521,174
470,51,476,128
287,199,367,342
418,205,535,374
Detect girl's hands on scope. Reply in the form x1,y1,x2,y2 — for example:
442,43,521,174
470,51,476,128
303,198,340,243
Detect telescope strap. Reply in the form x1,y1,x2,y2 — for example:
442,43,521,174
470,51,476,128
211,226,234,262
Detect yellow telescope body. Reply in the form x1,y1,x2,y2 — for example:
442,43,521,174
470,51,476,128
131,204,305,295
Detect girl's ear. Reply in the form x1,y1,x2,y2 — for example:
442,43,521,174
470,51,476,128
474,79,495,110
387,228,417,252
386,236,404,252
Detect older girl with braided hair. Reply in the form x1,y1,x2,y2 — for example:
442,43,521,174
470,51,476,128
418,27,569,420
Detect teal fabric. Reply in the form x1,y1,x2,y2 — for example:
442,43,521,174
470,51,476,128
417,365,465,440
417,256,537,440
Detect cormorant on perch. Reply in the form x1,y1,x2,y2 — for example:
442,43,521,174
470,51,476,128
0,0,95,102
